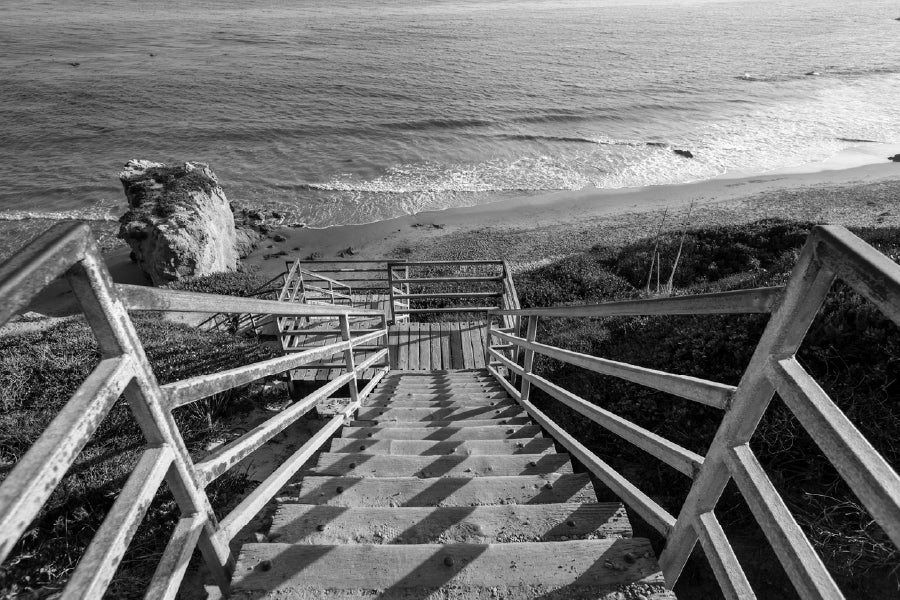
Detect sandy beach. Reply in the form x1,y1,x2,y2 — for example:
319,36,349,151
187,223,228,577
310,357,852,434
240,159,900,277
3,157,898,319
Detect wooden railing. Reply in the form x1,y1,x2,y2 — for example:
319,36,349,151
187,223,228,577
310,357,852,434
386,260,511,322
0,223,390,599
195,271,286,334
486,225,900,599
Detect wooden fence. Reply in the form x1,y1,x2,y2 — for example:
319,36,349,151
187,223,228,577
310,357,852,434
486,224,900,599
0,223,390,599
386,260,517,322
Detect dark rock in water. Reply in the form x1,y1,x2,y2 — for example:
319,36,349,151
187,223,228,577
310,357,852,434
271,211,284,219
68,62,80,67
889,154,900,162
118,160,240,285
805,71,821,76
272,234,287,242
645,142,668,148
673,149,694,159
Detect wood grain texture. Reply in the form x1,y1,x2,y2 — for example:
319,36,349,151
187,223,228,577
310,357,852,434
339,424,543,440
350,417,532,428
290,473,597,507
328,438,553,455
270,502,631,544
311,453,573,477
232,539,669,596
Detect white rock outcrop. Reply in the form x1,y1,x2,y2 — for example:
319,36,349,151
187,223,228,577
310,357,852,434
118,160,240,285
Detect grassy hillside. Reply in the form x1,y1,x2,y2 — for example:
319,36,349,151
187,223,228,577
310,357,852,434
513,220,900,599
0,307,277,598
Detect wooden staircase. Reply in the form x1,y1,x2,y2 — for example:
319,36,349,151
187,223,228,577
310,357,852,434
230,369,675,599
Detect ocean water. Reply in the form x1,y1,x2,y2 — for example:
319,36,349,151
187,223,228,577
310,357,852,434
1,0,899,228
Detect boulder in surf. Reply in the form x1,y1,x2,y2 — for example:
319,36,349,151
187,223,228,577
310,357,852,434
118,160,241,284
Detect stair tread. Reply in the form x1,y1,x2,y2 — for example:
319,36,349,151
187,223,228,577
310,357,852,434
366,391,510,400
232,539,673,599
363,398,516,408
340,424,542,440
357,405,524,422
311,453,573,477
328,438,554,455
290,473,597,507
350,417,532,428
270,502,631,544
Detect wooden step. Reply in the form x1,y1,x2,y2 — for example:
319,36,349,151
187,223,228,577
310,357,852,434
232,539,672,599
376,381,502,388
350,417,531,428
270,502,631,544
357,405,524,422
290,473,597,507
367,391,509,401
340,424,542,440
328,438,554,455
375,385,504,393
311,453,573,478
383,370,490,377
362,398,517,409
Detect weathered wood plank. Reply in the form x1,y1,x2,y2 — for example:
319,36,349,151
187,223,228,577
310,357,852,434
366,391,509,402
419,322,432,371
375,382,503,391
291,473,597,506
232,539,668,595
459,322,476,369
270,502,630,544
408,323,420,371
350,417,532,428
439,324,452,370
430,324,442,373
311,453,573,477
396,325,409,371
359,404,525,422
363,398,517,409
449,323,465,370
339,424,543,441
328,438,554,455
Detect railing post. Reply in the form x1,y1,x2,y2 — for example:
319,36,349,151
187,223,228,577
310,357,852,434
381,312,391,369
387,263,397,325
339,314,359,405
520,315,539,401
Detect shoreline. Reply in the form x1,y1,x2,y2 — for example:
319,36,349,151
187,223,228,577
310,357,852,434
241,160,900,278
4,159,898,318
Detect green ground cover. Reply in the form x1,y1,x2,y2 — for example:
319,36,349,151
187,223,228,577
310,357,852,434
512,220,900,599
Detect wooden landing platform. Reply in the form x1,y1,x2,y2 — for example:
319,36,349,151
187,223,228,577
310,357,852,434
388,321,488,371
291,321,489,382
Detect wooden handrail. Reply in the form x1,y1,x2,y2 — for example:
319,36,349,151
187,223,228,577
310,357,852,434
117,284,381,316
485,225,900,599
489,328,735,409
163,328,387,409
2,224,897,600
0,224,394,598
493,286,783,317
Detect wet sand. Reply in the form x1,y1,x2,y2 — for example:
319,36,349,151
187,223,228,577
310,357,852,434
3,160,898,319
243,161,900,276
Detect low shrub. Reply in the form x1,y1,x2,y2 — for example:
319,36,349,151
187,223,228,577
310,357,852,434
514,221,900,597
0,314,276,598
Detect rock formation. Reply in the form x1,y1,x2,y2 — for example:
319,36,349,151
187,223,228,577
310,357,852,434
118,160,242,285
673,149,694,159
889,154,900,163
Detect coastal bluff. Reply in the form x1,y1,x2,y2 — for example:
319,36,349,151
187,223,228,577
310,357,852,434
118,159,245,285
